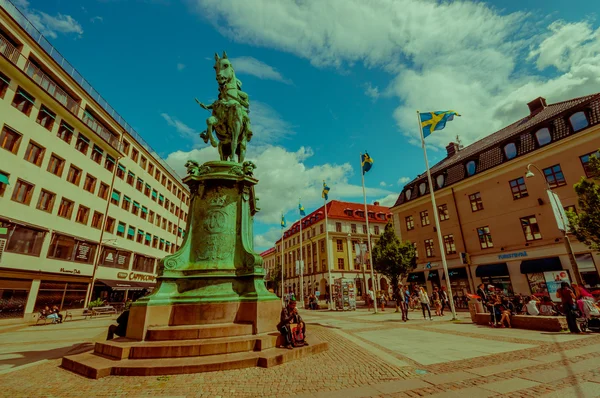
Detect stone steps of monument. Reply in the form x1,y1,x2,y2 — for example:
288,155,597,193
95,333,280,360
145,322,254,341
61,340,329,379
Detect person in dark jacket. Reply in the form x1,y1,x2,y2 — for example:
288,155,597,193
107,310,130,340
277,300,305,349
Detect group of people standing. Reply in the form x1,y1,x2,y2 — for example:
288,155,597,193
390,285,451,321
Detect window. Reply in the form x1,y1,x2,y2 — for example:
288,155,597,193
126,171,135,186
161,175,167,186
122,196,131,211
337,258,344,270
152,189,158,201
75,134,90,155
465,160,477,176
0,71,9,98
136,229,144,243
350,224,357,233
167,180,172,191
75,205,90,225
155,170,161,181
158,194,164,206
144,183,151,197
132,201,140,216
419,182,426,196
0,220,45,256
116,164,125,179
1,126,22,154
443,234,456,254
133,254,155,273
127,226,135,241
116,222,126,237
580,151,599,178
66,165,82,186
0,171,8,197
362,224,367,234
520,215,542,241
140,156,147,169
81,174,96,194
57,121,74,144
413,242,418,259
477,226,493,249
152,236,158,248
420,210,430,226
335,222,342,233
101,248,131,269
24,141,45,166
110,189,120,206
131,148,139,162
148,210,155,223
535,128,551,147
91,145,103,164
12,88,35,116
136,178,143,192
156,215,161,227
569,111,589,132
425,239,435,257
91,211,103,229
36,106,56,131
57,198,74,219
98,182,109,200
11,179,34,205
148,163,155,175
436,174,445,188
336,239,343,252
47,154,65,177
36,189,55,213
543,164,566,188
503,143,517,160
104,155,115,172
122,140,130,156
438,204,449,221
374,225,380,235
105,217,115,233
405,216,414,231
141,206,148,220
469,192,484,212
47,233,97,264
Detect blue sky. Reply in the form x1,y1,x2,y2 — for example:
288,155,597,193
16,0,600,250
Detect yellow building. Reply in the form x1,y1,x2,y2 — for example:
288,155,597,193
0,2,189,323
260,247,277,291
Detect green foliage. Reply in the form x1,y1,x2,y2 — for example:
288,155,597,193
269,265,282,293
372,223,417,290
88,298,105,309
568,152,600,251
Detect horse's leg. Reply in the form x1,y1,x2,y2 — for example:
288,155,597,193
206,116,218,148
231,115,243,163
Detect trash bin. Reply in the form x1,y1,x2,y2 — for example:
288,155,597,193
468,298,484,322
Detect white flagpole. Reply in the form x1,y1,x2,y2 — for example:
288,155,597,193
280,217,285,308
324,189,334,310
299,201,304,309
416,111,457,320
360,154,377,314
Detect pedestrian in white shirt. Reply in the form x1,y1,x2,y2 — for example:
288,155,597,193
418,286,432,320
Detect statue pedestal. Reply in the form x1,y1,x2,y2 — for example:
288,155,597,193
61,161,327,378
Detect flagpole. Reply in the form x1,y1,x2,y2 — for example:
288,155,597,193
280,217,285,308
299,200,304,309
416,111,457,320
360,153,377,314
324,191,334,310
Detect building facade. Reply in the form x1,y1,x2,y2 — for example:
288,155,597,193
268,200,392,300
260,247,277,291
0,1,189,323
391,95,600,299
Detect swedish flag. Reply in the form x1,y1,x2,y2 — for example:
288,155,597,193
361,152,373,174
322,181,330,201
281,214,286,228
420,111,460,138
299,202,306,216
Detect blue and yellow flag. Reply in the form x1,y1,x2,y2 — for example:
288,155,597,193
420,111,460,138
299,202,306,216
361,152,373,174
281,214,286,228
322,181,330,201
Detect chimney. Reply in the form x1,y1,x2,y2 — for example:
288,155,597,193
373,201,380,206
527,97,547,115
446,142,459,158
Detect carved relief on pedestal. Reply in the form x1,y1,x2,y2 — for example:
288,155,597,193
193,187,236,264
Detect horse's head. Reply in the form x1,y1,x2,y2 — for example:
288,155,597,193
214,51,235,87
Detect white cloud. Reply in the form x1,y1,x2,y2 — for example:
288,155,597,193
160,113,198,143
177,63,186,71
90,16,103,23
379,181,387,187
189,0,600,151
254,226,283,251
14,0,84,39
397,176,410,185
230,56,292,84
364,83,380,100
248,101,294,143
375,193,399,208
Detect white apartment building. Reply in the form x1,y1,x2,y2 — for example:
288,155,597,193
0,0,189,323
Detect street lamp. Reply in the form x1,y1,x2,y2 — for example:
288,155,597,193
524,164,583,285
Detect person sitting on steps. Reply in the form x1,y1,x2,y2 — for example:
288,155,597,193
277,300,307,349
107,309,130,340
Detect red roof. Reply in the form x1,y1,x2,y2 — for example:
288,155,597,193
259,247,276,257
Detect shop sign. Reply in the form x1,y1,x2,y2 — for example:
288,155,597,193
60,267,81,274
116,271,156,282
75,242,92,262
117,272,128,279
497,251,527,260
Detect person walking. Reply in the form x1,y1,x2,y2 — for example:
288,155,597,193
440,286,450,316
557,282,580,333
367,288,375,311
418,286,432,320
401,285,410,321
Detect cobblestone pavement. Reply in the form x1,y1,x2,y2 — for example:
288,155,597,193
0,309,599,397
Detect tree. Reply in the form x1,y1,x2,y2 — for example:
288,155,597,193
267,265,282,296
567,152,600,251
372,222,417,294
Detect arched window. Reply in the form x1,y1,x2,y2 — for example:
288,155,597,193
405,189,412,201
535,128,551,147
419,182,427,195
436,174,445,188
465,160,477,176
569,111,589,132
503,143,517,160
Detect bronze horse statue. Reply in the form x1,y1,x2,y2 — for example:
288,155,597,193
196,52,253,163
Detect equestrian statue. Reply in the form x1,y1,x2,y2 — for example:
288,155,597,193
196,51,253,163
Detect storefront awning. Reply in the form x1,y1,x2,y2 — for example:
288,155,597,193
407,272,426,284
476,263,508,277
97,279,155,291
520,257,562,274
442,267,468,280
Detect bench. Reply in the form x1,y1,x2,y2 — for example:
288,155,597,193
474,312,567,332
84,306,117,319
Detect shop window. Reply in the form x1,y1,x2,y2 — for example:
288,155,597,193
520,215,542,241
503,143,517,160
98,182,109,200
57,121,74,144
126,171,135,186
569,111,589,132
36,105,56,131
477,226,493,249
509,177,528,200
0,71,10,99
104,155,115,172
543,164,566,189
105,216,115,234
34,281,88,311
420,210,430,226
438,204,449,221
480,276,514,296
47,233,97,264
425,239,434,257
24,140,45,166
91,211,103,229
57,198,74,219
1,220,45,256
66,165,82,186
0,280,30,320
12,88,35,116
405,215,414,231
116,222,126,237
11,179,34,205
116,164,126,179
336,239,343,252
36,189,56,213
75,205,90,225
469,192,484,212
1,125,22,154
122,140,130,156
444,234,456,254
75,133,90,155
101,247,131,269
133,254,155,273
47,154,65,177
131,147,139,162
337,258,344,270
535,128,551,147
580,151,599,178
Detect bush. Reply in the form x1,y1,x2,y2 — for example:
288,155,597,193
88,298,104,309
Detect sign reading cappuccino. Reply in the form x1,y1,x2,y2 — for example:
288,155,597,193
116,271,156,282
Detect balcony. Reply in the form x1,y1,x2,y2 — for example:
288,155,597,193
82,110,122,152
23,60,79,113
0,33,19,64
